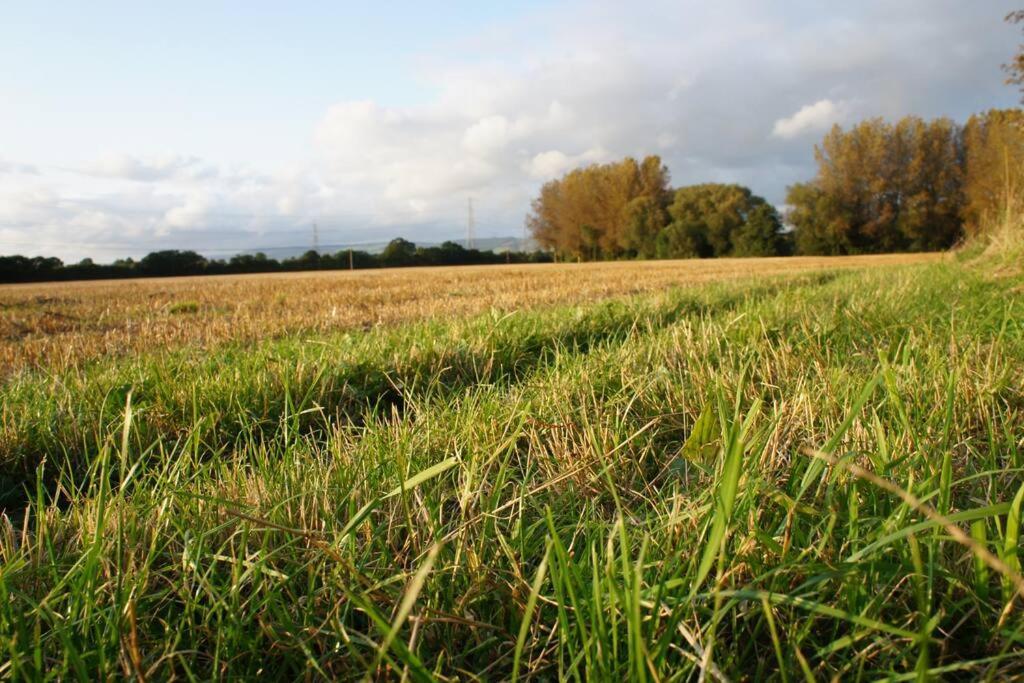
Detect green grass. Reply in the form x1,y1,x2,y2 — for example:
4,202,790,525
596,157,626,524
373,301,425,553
1,258,1023,679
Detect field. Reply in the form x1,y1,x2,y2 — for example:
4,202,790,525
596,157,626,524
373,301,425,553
0,254,928,376
2,252,1023,679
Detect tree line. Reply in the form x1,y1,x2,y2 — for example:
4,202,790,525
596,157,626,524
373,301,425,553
526,108,1023,259
0,239,552,284
787,110,1023,254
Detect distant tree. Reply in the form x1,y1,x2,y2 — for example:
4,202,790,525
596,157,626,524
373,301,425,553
732,203,785,257
346,250,378,268
379,238,417,267
0,242,551,283
294,250,321,269
668,184,781,257
138,250,207,276
0,255,34,281
30,256,64,273
785,182,847,255
226,252,278,273
440,241,472,264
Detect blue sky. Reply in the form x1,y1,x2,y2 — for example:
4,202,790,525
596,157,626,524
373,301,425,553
0,1,1020,260
1,2,550,164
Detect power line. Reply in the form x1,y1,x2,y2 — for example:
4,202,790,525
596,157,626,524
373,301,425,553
467,197,475,250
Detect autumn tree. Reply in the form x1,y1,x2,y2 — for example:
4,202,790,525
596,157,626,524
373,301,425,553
527,156,670,260
786,117,965,254
962,109,1024,233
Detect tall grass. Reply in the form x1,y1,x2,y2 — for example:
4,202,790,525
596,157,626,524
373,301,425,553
968,154,1024,267
0,258,1022,679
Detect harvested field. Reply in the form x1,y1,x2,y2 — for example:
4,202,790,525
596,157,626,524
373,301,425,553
0,253,938,376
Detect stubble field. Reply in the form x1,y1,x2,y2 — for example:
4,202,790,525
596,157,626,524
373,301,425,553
0,254,933,376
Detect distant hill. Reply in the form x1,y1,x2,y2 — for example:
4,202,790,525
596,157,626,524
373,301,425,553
466,236,538,253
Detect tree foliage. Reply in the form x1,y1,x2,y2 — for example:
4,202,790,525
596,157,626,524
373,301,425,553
962,109,1024,233
667,184,783,257
528,158,785,260
139,250,209,276
527,156,672,260
785,117,965,254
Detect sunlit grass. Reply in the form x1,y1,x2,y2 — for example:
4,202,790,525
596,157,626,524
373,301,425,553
1,254,1022,679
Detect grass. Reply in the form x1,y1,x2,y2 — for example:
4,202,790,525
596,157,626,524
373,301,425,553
1,253,1023,679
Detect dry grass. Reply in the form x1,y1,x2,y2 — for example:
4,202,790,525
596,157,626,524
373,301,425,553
0,253,937,377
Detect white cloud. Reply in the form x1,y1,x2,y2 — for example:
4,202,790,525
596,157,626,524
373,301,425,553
163,193,217,231
526,148,610,179
67,209,141,237
772,99,850,139
462,115,511,154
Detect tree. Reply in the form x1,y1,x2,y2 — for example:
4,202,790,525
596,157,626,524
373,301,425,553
30,256,64,273
668,184,779,257
732,204,784,257
527,157,789,260
0,255,35,282
889,117,964,251
1005,10,1024,102
655,219,706,259
527,155,670,260
622,196,666,259
138,250,207,276
786,117,966,254
785,182,848,255
962,109,1024,233
379,238,417,267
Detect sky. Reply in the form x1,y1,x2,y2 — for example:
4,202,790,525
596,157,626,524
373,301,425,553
0,1,1020,262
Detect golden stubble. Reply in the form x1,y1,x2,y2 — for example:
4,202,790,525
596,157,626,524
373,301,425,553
0,254,939,377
